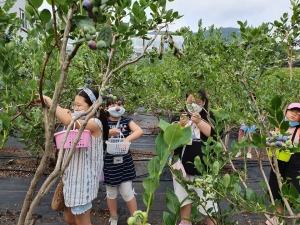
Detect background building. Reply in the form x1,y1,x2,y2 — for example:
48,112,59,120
0,0,29,39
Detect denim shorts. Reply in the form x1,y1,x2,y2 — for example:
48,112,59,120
71,202,92,215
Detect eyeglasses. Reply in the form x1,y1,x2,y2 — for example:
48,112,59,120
73,104,89,110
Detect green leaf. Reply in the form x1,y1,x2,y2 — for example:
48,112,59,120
139,0,147,7
268,116,279,128
117,22,129,34
29,79,37,90
162,212,176,225
281,183,289,196
3,0,17,11
275,110,284,124
172,11,179,19
212,161,220,175
74,15,94,29
223,174,231,188
165,9,173,21
142,176,159,193
280,121,289,132
147,156,161,176
155,133,169,160
98,24,112,47
158,0,166,7
158,118,170,131
71,38,86,45
245,187,255,201
2,63,9,73
234,183,241,194
166,188,180,214
289,184,299,199
270,95,282,110
25,4,35,17
30,0,43,9
40,9,52,25
194,156,203,174
55,0,66,4
169,125,192,151
252,133,262,145
164,123,183,146
8,12,17,20
150,3,157,12
142,191,153,208
132,1,140,16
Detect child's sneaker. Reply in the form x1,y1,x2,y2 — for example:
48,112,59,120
247,153,252,159
235,151,242,158
109,216,118,225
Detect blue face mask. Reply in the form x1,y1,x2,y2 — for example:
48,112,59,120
108,107,125,118
284,117,300,127
73,110,86,119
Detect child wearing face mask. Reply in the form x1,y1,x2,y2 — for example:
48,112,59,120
235,123,256,159
266,103,300,225
35,87,109,225
171,88,218,225
103,96,144,225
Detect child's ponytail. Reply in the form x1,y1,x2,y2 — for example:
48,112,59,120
98,108,109,141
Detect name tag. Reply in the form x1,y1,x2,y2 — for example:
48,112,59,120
113,156,123,164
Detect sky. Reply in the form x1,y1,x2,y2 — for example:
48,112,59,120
41,0,292,32
166,0,292,31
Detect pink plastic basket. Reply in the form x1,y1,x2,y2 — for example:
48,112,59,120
54,129,91,149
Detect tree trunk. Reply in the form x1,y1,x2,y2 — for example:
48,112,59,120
17,5,78,225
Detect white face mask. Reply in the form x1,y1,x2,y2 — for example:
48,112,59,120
186,103,203,114
73,110,86,119
108,107,125,117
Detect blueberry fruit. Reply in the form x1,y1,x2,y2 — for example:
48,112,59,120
282,136,289,142
276,135,283,141
275,141,282,147
85,78,92,84
82,0,93,12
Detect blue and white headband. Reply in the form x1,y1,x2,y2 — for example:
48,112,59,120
82,86,96,103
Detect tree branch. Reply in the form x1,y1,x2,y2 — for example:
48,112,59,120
102,25,167,85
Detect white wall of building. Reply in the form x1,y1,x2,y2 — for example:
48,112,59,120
131,34,184,57
0,0,28,39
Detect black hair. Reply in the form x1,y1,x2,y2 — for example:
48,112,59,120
77,88,109,141
185,88,209,118
185,88,209,109
106,96,125,107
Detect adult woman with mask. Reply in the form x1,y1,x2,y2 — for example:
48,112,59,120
266,103,300,225
171,88,218,225
35,87,109,225
103,96,143,225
